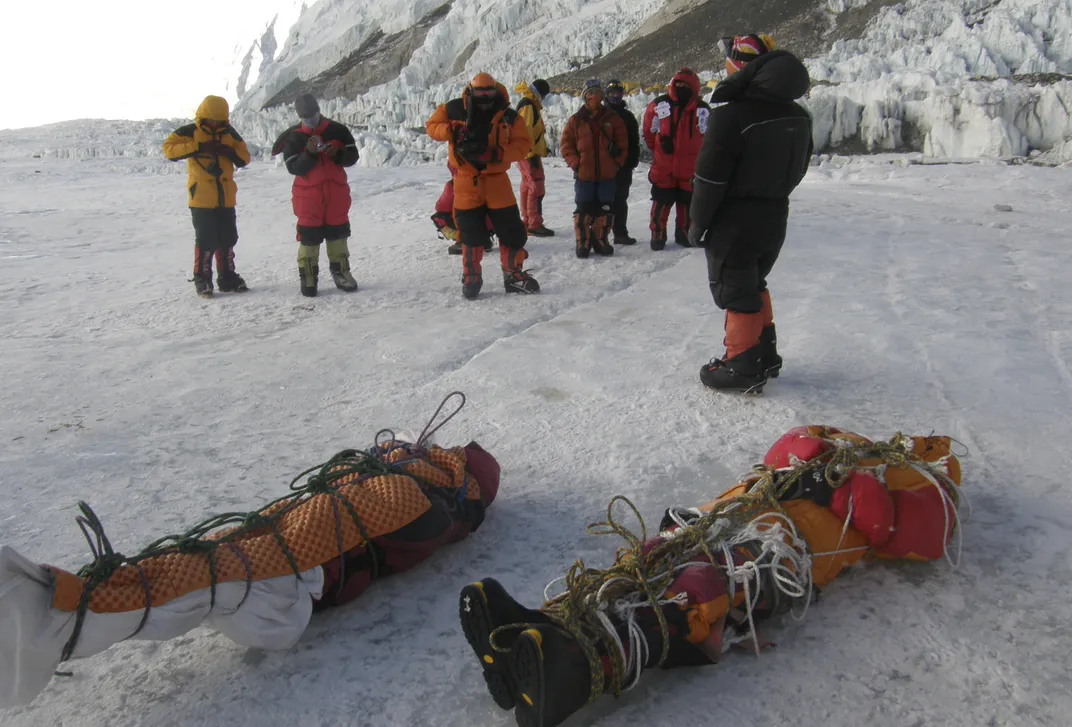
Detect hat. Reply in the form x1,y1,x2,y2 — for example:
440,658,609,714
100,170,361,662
294,93,320,118
582,79,603,100
532,79,550,98
725,34,775,73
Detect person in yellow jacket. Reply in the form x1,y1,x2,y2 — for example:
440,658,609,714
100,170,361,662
162,95,251,298
513,79,554,237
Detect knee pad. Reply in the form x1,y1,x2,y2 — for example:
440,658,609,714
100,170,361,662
709,267,762,312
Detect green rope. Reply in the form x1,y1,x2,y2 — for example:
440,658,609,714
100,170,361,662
58,447,403,664
535,433,962,703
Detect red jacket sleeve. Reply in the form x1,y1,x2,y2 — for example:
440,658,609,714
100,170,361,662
559,117,579,170
641,102,656,151
830,472,895,548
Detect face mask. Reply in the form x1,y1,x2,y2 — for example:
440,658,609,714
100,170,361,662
301,114,321,128
673,84,692,103
606,92,624,106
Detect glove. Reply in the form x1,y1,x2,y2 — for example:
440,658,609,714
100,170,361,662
451,125,469,146
687,225,705,248
659,136,674,155
324,143,338,157
306,135,325,153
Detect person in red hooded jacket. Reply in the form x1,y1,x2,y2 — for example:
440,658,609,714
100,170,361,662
272,94,360,297
642,68,711,250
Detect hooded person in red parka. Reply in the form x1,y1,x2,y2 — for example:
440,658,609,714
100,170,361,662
642,68,711,250
272,94,360,297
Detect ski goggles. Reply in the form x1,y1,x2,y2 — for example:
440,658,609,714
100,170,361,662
605,80,625,99
470,86,499,101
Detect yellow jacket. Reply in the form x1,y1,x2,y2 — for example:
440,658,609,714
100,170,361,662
513,82,547,159
162,95,251,209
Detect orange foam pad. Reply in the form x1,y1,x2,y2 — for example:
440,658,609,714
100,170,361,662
50,446,478,614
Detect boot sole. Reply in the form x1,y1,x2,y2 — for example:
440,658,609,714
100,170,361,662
511,628,546,727
459,583,517,710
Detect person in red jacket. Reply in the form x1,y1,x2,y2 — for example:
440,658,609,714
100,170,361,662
272,94,360,297
642,68,710,250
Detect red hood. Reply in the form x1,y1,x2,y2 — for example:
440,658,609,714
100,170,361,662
669,68,701,102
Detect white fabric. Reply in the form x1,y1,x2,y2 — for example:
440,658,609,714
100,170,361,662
696,107,710,134
654,101,672,119
0,545,323,707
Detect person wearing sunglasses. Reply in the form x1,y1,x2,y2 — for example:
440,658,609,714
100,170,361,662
513,79,555,237
271,94,361,297
162,95,251,298
602,80,641,246
559,80,629,258
688,34,814,393
641,68,710,250
426,73,540,299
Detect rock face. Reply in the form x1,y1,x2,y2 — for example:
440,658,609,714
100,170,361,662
547,0,901,91
262,3,454,109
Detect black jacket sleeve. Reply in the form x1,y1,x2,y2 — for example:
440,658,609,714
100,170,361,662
282,130,318,177
622,108,641,169
690,104,743,233
330,122,359,167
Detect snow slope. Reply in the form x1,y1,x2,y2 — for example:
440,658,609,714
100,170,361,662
2,142,1072,724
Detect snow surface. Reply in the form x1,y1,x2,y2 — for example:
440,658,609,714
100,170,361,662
220,0,1072,163
2,129,1072,725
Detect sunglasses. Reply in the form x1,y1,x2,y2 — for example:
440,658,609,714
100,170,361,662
470,86,498,99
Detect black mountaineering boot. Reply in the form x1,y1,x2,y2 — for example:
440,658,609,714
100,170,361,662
459,579,552,710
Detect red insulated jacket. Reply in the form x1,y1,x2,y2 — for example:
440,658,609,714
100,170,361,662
272,118,359,228
642,69,711,188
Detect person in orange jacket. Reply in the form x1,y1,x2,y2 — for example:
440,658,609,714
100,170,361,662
457,425,963,727
162,95,251,298
425,72,540,300
559,80,629,258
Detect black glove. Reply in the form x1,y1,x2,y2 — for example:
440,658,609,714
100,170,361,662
687,225,705,248
659,136,674,155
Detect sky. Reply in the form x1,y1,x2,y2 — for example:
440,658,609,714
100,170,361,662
1,1,276,130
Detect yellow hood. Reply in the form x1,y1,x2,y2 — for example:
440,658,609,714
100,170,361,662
195,95,230,123
514,81,541,106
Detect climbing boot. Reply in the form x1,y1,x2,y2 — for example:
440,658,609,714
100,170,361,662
458,578,553,710
325,239,358,292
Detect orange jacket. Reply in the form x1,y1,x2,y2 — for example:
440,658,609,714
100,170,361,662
559,106,628,182
425,82,532,180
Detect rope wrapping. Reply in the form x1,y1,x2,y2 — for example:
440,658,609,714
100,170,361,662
56,392,471,667
510,431,963,703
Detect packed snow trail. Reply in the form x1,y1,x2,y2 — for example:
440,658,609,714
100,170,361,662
1,152,1070,725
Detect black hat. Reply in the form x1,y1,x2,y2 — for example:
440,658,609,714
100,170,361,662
294,93,320,118
532,79,550,98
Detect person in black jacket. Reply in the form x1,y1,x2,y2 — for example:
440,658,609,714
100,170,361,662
271,94,360,296
604,80,641,245
687,36,813,393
